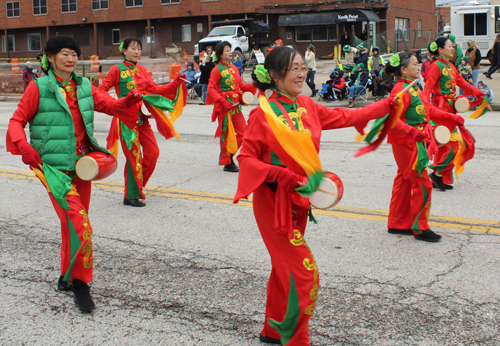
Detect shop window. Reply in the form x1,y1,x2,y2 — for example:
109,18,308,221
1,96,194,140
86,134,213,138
61,0,77,13
6,2,20,17
312,26,328,41
329,26,337,41
296,27,312,42
395,18,409,41
125,0,143,7
296,26,335,42
464,13,487,36
182,24,191,42
2,35,15,52
28,33,41,51
33,0,47,15
92,0,109,10
74,30,89,46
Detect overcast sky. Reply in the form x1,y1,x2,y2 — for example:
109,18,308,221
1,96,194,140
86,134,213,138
436,0,489,5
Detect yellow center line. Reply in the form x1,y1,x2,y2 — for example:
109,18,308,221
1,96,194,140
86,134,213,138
1,168,499,234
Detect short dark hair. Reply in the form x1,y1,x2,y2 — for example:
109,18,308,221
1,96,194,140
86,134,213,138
215,41,232,62
121,37,142,56
385,51,415,77
251,46,303,91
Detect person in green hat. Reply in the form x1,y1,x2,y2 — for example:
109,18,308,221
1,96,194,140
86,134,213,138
347,62,368,107
354,44,369,69
343,44,359,66
458,56,473,95
447,34,462,68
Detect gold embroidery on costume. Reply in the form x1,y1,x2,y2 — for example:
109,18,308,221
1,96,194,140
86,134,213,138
120,70,131,79
80,210,93,269
416,104,425,115
127,80,136,90
445,80,452,89
278,108,312,136
132,128,143,181
442,68,449,77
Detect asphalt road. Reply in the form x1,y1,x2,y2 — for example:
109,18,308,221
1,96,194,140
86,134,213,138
1,100,500,346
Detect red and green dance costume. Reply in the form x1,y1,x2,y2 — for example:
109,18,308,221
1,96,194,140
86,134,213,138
100,60,182,199
234,91,394,345
206,61,255,165
422,57,483,184
7,70,134,284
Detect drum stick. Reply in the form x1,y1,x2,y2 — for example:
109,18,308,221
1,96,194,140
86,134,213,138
424,138,427,151
393,78,419,101
38,163,43,171
298,182,337,196
179,77,191,84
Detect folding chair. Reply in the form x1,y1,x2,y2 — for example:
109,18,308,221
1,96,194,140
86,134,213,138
317,83,330,101
356,79,371,102
187,82,200,100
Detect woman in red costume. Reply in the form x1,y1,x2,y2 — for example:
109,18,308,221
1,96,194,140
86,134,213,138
421,36,484,191
6,36,141,312
385,51,465,242
99,38,185,207
234,46,395,345
206,41,256,172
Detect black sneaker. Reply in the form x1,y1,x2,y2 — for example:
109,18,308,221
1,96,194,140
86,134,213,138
444,184,454,190
429,173,446,191
58,276,70,291
123,198,146,207
414,229,442,242
388,228,413,235
71,279,95,312
223,163,239,172
259,333,281,344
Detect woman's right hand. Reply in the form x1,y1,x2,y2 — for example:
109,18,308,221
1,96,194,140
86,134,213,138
408,127,428,142
15,139,42,168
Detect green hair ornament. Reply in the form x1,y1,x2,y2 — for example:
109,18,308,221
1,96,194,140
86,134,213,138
255,65,271,84
119,42,124,53
389,54,400,67
41,54,49,70
430,42,438,52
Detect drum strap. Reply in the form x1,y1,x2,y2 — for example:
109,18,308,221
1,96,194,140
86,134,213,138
271,100,298,132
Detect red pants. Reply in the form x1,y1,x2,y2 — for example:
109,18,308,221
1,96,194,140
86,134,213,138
121,119,160,199
389,140,432,233
432,140,459,185
34,169,94,283
219,112,246,166
253,185,318,346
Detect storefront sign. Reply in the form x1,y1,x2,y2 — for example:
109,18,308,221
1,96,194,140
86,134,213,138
337,14,359,22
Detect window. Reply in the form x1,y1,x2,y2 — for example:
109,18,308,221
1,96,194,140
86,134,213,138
2,35,15,52
112,29,120,44
6,2,20,18
74,30,89,45
28,33,41,51
296,27,312,41
161,0,180,4
92,0,108,10
61,0,77,13
182,24,191,42
33,0,47,15
237,27,245,37
395,18,409,41
172,25,181,41
418,20,422,38
103,28,120,46
464,13,487,36
137,27,155,43
328,25,337,41
296,26,335,42
125,0,143,7
312,26,328,41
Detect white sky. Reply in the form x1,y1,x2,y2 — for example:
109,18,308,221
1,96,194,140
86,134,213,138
436,0,489,5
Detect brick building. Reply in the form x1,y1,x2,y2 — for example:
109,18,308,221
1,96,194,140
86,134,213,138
0,0,438,60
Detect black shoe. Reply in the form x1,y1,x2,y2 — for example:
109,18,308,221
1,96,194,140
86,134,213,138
429,173,446,191
487,73,493,79
199,102,205,105
223,164,239,172
388,228,413,235
71,279,95,312
444,184,454,190
58,275,70,291
123,198,146,207
259,333,281,344
414,229,442,242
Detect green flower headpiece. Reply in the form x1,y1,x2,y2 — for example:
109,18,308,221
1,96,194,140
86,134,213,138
212,53,218,62
41,54,49,70
119,42,124,53
309,44,315,49
429,42,438,52
255,65,271,84
389,54,400,67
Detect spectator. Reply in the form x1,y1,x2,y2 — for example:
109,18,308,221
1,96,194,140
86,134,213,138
305,44,317,97
458,57,473,96
360,29,367,41
233,56,244,77
421,52,433,82
343,45,359,66
465,40,481,87
182,61,198,89
354,44,368,69
22,62,36,91
448,34,462,68
327,70,346,102
484,34,500,79
348,62,368,108
339,31,350,57
368,47,385,79
199,54,215,105
478,80,494,102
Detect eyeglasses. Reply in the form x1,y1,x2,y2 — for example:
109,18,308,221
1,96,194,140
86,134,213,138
285,67,308,75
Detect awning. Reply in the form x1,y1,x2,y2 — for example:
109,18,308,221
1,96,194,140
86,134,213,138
335,9,381,23
278,12,338,27
456,8,490,14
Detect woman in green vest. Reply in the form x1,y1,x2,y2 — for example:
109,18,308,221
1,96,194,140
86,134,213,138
6,36,141,312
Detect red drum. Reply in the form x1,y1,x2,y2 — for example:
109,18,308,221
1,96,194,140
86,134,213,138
309,171,344,209
240,91,255,106
75,151,118,181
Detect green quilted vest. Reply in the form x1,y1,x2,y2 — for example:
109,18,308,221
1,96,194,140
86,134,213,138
30,69,110,171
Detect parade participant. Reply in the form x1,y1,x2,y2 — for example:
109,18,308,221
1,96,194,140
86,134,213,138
384,51,465,242
422,37,485,191
305,44,317,97
6,35,142,312
206,41,256,172
99,37,186,207
234,46,395,345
